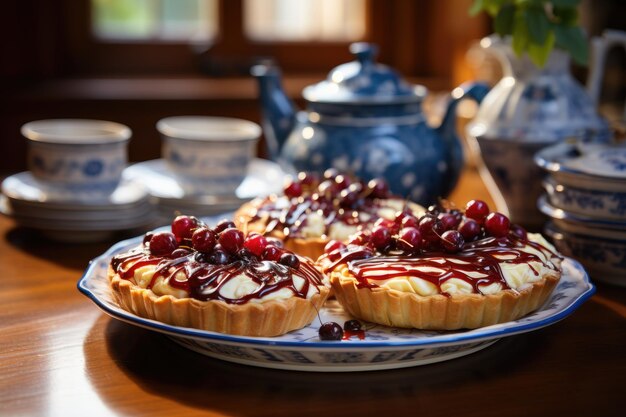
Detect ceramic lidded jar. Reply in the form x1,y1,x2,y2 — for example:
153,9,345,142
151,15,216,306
253,42,489,205
466,36,611,230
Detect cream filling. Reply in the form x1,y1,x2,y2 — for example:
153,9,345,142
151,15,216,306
336,233,559,296
128,262,318,302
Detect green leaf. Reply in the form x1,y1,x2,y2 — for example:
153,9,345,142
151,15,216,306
469,0,485,16
553,6,579,26
512,8,530,56
555,25,589,65
484,0,509,16
528,30,556,66
527,7,550,43
494,4,516,36
550,0,580,7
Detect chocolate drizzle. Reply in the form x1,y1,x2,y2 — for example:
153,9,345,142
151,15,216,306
323,236,561,296
111,247,325,304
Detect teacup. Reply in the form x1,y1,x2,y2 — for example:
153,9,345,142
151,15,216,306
157,116,261,196
21,119,131,201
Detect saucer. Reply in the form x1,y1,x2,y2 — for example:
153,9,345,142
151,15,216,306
123,158,285,216
2,172,150,209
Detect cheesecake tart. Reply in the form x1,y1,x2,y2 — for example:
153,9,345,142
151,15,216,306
235,169,424,260
317,200,562,330
109,215,330,336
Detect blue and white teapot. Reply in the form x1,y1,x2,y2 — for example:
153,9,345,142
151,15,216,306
252,43,489,205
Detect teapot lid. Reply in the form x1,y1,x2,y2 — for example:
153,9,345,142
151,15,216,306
302,43,426,104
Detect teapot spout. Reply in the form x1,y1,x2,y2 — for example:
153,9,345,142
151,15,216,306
251,64,298,161
436,82,491,195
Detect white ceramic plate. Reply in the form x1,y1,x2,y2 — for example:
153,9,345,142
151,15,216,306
78,234,595,372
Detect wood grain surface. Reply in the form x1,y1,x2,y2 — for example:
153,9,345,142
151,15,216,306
1,167,624,417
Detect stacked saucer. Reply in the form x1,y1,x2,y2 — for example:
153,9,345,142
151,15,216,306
1,172,158,242
123,157,285,221
535,141,626,286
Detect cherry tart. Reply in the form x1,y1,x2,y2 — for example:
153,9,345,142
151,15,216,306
317,200,562,330
108,215,330,337
234,169,424,260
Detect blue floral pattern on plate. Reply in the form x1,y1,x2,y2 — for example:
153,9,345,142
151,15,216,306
78,235,595,372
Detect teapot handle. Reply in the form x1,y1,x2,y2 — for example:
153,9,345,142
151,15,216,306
437,81,491,196
587,30,626,117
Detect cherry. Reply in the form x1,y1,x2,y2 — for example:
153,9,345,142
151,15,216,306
171,215,198,242
439,213,461,230
214,219,236,234
418,216,444,243
279,252,300,269
142,231,154,246
465,200,490,222
284,180,303,198
484,212,510,237
458,218,481,241
510,224,527,240
348,231,370,246
441,230,464,253
298,171,319,187
266,237,284,248
263,245,283,261
396,227,422,254
334,174,352,190
218,228,244,254
324,240,346,254
344,320,362,331
367,178,389,198
149,232,178,256
191,227,217,253
317,179,337,197
339,188,359,207
427,204,442,216
319,322,343,341
370,225,392,251
243,233,268,257
237,248,258,262
399,214,419,229
171,248,191,258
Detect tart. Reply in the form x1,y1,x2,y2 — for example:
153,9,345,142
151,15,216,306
317,200,562,330
235,170,424,260
109,216,330,337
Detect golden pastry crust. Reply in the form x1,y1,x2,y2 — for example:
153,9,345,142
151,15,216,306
327,264,560,330
109,266,330,337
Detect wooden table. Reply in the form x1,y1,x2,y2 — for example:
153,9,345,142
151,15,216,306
1,167,624,417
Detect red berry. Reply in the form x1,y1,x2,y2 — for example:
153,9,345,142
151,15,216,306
324,240,346,254
192,227,217,253
171,248,191,258
370,225,392,251
323,168,340,180
298,171,319,187
348,231,370,246
317,179,337,197
368,178,389,198
279,252,300,269
149,232,178,256
244,233,268,257
334,174,352,190
510,224,527,240
396,227,422,254
214,219,236,234
219,228,244,254
319,322,343,341
441,230,464,253
208,248,230,265
171,215,198,242
484,212,510,237
465,200,490,222
344,320,362,331
339,188,359,207
458,219,481,241
439,213,461,230
265,237,284,248
284,180,303,198
263,245,283,261
400,214,419,229
418,216,444,243
142,231,154,246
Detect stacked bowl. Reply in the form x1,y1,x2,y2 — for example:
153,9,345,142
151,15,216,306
535,141,626,287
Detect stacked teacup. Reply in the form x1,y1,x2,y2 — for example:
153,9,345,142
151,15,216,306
0,119,157,242
535,140,626,287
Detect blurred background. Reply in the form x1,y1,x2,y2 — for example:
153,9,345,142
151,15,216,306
1,0,624,175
